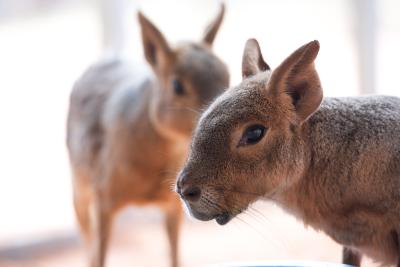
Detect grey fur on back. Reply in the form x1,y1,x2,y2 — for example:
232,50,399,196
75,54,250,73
312,96,400,145
306,96,400,213
310,96,400,165
67,59,153,169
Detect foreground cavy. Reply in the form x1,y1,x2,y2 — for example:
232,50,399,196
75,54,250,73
176,38,400,266
67,5,229,267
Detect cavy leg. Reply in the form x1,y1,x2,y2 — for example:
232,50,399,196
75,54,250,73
390,230,400,267
90,196,112,267
164,198,183,267
342,246,362,266
74,188,93,248
74,188,110,267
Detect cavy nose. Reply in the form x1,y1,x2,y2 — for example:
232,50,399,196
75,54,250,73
180,185,201,202
176,170,201,202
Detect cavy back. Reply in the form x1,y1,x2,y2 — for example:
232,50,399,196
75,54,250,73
67,59,152,169
304,96,400,209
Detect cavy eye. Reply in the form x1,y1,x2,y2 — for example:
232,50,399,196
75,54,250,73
172,79,185,95
238,124,267,147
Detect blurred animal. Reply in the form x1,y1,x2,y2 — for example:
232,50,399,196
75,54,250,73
177,38,400,267
67,5,229,267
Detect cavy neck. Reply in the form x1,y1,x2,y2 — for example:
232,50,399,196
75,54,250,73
272,119,328,228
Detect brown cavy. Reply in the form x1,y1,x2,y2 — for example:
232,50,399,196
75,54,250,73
176,38,400,266
67,6,229,267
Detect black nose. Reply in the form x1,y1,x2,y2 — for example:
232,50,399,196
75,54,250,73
180,186,201,202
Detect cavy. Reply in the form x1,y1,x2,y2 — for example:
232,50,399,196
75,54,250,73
177,38,400,266
67,5,229,267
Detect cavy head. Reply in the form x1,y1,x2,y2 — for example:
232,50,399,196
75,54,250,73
138,5,230,140
176,39,322,225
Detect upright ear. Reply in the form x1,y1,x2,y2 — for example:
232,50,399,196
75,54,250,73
138,12,173,71
268,40,322,123
242,39,270,79
202,3,225,46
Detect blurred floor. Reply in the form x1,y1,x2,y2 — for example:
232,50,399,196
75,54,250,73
0,203,376,267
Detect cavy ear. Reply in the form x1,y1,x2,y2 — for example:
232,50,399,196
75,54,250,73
242,38,270,79
138,12,173,71
268,40,322,123
202,3,225,46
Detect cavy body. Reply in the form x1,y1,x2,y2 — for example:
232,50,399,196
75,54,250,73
280,95,400,266
177,39,400,266
67,6,229,267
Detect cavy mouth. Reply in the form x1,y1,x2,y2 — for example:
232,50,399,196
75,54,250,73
182,192,249,226
215,212,232,225
186,206,235,225
214,206,248,225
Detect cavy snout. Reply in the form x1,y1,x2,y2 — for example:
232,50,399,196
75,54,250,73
176,171,201,203
180,186,201,202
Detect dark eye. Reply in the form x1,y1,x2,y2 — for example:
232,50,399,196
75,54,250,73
172,79,185,95
238,124,267,147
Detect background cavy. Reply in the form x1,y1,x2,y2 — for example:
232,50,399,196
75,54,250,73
177,38,400,266
67,5,229,267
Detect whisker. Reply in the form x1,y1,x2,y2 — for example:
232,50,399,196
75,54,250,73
234,215,271,242
216,187,265,197
158,168,182,193
190,185,293,253
167,106,201,115
204,198,224,214
183,106,201,115
215,186,281,204
160,176,176,183
159,169,180,177
198,190,292,252
247,208,290,251
224,197,290,251
249,206,269,222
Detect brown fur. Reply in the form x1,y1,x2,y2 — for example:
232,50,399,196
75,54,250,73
177,39,400,266
67,5,229,267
